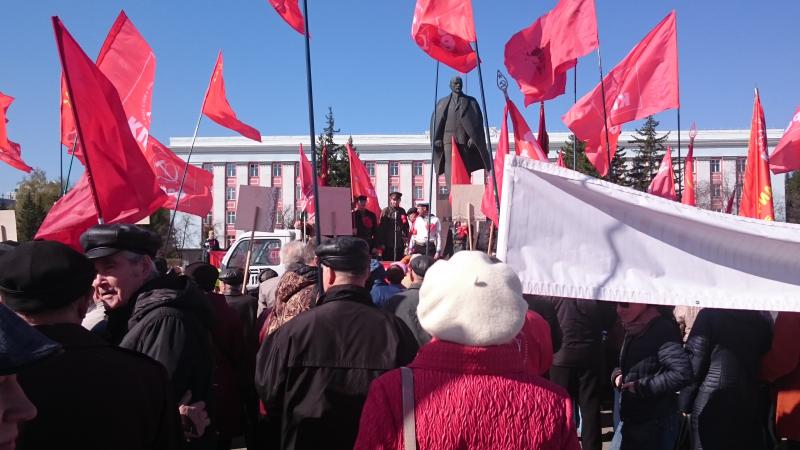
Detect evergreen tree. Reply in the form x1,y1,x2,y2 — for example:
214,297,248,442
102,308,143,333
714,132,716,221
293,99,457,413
14,169,61,241
561,135,630,186
316,107,352,187
628,116,669,191
785,171,800,224
609,146,631,187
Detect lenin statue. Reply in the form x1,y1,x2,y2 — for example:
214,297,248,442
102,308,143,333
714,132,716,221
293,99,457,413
430,76,492,188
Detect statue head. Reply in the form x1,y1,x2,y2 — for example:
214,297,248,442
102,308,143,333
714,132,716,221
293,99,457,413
449,76,463,95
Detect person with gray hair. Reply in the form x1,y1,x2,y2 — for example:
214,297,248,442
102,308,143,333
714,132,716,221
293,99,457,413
258,240,309,317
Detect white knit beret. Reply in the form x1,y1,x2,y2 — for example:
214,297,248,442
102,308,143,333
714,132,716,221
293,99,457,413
418,251,527,346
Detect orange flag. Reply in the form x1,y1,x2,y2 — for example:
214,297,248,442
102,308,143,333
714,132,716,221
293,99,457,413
202,52,262,142
681,122,697,206
740,89,774,220
347,143,381,218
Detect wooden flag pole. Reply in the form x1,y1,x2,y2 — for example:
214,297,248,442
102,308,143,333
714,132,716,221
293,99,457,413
467,204,474,251
242,206,259,288
487,222,495,257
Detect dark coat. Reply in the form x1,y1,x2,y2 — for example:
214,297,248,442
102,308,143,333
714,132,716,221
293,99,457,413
615,315,692,422
255,284,419,450
430,92,490,173
543,296,617,367
225,292,258,349
118,275,216,412
384,282,431,346
377,206,408,255
353,209,378,249
17,323,183,450
679,308,773,450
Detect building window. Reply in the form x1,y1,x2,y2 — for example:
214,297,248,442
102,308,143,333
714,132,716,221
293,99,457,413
249,163,259,177
226,210,236,224
414,186,423,199
272,164,282,177
366,162,375,177
226,163,236,178
710,159,721,173
389,185,399,196
711,184,722,198
438,185,448,195
389,162,399,176
413,162,424,176
226,186,236,201
203,163,213,173
736,158,746,175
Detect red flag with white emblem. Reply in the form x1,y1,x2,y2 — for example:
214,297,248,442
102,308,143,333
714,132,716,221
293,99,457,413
145,138,213,217
647,147,677,201
411,0,477,73
508,98,548,161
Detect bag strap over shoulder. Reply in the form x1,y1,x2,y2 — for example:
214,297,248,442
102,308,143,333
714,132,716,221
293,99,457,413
400,366,418,450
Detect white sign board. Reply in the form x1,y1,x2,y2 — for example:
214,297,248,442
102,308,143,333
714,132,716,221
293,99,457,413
0,211,17,241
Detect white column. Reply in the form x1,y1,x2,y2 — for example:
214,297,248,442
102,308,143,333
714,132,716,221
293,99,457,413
260,163,271,187
399,162,413,210
376,162,389,209
236,163,248,189
212,164,226,247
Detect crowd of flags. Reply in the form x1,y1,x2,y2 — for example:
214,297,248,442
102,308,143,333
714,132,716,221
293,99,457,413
2,0,800,250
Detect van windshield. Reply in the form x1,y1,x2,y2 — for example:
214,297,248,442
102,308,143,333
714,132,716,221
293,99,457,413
226,239,282,269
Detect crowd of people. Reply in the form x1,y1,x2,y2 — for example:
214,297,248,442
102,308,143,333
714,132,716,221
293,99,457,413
0,221,798,450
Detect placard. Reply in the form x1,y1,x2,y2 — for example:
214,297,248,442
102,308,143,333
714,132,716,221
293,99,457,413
450,184,486,222
0,211,17,241
235,185,279,232
318,186,353,237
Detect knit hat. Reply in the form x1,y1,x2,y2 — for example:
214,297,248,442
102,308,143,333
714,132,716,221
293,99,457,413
418,251,527,346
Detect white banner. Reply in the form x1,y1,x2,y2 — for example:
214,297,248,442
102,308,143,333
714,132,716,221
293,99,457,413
497,156,800,312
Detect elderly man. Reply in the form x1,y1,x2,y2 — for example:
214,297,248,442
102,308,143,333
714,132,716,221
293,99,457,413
255,236,418,450
377,191,408,261
80,224,215,447
0,241,183,450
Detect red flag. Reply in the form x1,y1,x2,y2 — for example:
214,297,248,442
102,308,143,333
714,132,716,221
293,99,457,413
481,104,510,224
681,122,697,206
202,52,262,142
347,143,381,218
48,16,166,228
740,89,774,221
145,138,212,217
267,0,305,35
563,11,678,175
507,98,548,161
537,101,549,155
449,135,471,204
320,145,329,186
504,0,598,105
298,143,316,216
60,76,82,161
411,0,477,73
556,150,565,168
0,93,32,173
724,188,737,214
647,146,677,201
769,106,800,174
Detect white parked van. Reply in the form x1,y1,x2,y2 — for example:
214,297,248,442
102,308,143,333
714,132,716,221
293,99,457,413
220,230,299,290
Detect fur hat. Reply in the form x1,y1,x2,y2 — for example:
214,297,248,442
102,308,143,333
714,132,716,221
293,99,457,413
418,251,527,346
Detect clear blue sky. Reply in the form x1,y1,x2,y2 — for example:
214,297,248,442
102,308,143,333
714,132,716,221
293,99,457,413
1,0,798,193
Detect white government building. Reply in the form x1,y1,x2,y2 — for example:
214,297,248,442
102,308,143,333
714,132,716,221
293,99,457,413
170,128,788,250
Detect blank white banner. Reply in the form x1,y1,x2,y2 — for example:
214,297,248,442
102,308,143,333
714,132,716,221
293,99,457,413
497,156,800,312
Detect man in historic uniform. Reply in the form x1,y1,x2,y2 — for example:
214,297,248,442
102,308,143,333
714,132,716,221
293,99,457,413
430,76,491,198
352,195,378,251
377,192,408,261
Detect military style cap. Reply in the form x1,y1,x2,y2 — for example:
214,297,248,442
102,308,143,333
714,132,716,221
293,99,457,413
355,195,368,202
315,236,370,272
0,303,61,375
218,267,245,285
80,224,162,259
389,191,402,199
0,241,96,314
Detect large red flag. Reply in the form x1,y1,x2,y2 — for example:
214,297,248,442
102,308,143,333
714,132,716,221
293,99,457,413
145,138,213,217
449,135,471,204
564,11,678,176
347,143,381,218
647,147,677,201
0,93,32,173
507,98,548,161
411,0,477,73
202,52,262,142
504,0,598,105
740,89,774,221
60,76,82,161
298,143,316,216
481,104,510,224
769,106,800,174
47,17,166,229
681,122,697,206
267,0,305,35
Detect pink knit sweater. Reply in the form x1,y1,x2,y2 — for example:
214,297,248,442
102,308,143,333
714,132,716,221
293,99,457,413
354,338,579,450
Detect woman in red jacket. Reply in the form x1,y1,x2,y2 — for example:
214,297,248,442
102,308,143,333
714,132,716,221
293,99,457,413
354,251,579,450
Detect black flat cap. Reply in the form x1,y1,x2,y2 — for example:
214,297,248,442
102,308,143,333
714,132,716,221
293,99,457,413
80,224,161,259
219,268,245,285
389,191,402,199
355,195,368,202
0,241,96,314
0,303,61,375
185,262,219,292
316,236,370,272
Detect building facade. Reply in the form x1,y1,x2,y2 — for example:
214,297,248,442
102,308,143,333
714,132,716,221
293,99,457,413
170,128,788,249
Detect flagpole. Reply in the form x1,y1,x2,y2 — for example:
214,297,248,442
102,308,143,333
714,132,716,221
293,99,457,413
59,143,63,196
62,134,78,195
166,111,204,248
426,61,439,256
473,39,501,218
596,47,613,180
677,107,683,201
302,0,321,249
572,63,577,170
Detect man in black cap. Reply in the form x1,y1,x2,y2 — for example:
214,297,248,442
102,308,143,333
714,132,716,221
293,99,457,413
352,195,378,251
377,191,409,261
80,223,215,448
255,236,418,450
0,240,183,450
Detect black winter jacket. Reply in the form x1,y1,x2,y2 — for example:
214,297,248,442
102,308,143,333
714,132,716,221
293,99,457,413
543,296,617,367
614,315,692,422
384,282,431,346
255,284,419,450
